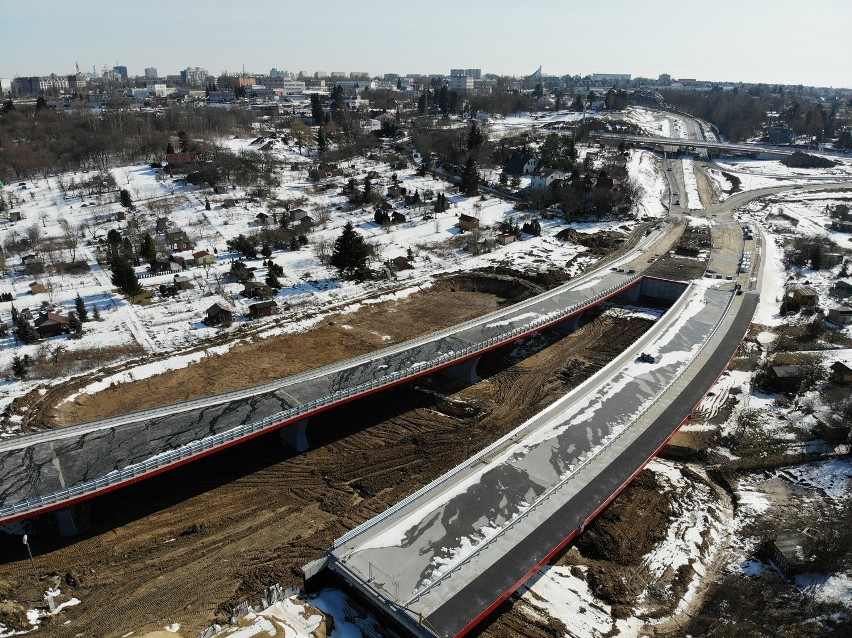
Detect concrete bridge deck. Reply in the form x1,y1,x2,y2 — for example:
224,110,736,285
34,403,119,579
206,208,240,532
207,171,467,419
324,279,756,637
0,256,684,526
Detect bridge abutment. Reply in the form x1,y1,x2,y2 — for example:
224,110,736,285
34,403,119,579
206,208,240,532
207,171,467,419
554,313,582,333
280,419,309,452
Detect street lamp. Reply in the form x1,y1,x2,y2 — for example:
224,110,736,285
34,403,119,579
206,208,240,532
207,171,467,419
22,534,39,592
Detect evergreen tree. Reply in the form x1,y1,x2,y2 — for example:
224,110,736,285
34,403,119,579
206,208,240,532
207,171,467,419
460,157,480,196
166,141,175,154
110,254,142,297
10,303,18,325
363,176,372,201
141,233,156,261
12,354,30,379
178,130,188,153
467,122,484,151
68,311,82,337
92,303,101,321
119,189,132,209
14,316,40,345
261,243,273,259
265,270,281,288
205,198,211,211
330,222,370,279
75,293,88,322
310,94,324,125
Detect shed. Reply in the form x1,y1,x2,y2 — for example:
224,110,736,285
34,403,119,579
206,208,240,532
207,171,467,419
242,281,275,299
457,214,479,232
21,254,45,275
766,530,816,576
497,233,517,246
827,307,852,326
33,312,70,338
831,279,852,298
767,365,807,392
29,282,47,295
392,211,407,224
830,361,852,386
206,302,233,327
792,286,818,307
174,275,193,290
150,258,174,275
248,300,278,319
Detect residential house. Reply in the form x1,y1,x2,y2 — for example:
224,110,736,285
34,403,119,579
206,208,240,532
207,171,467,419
166,230,193,252
155,217,169,232
830,361,852,385
206,302,233,327
530,169,566,190
503,152,538,176
193,250,215,266
248,300,278,319
390,256,412,272
827,307,852,326
165,152,202,167
33,312,70,338
457,214,479,232
290,208,310,222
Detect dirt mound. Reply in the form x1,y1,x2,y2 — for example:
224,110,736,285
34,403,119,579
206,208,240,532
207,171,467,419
555,228,626,255
781,151,837,169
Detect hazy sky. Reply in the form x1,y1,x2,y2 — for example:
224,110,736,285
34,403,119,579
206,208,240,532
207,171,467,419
1,0,850,88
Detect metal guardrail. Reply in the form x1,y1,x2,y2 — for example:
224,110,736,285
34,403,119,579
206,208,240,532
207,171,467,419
0,276,642,522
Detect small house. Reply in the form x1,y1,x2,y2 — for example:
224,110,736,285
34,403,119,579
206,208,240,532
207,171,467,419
21,254,45,275
166,230,193,252
827,307,852,326
392,211,407,224
193,250,215,266
33,312,70,338
242,281,275,299
9,210,22,222
830,361,852,386
390,256,412,272
767,365,807,392
150,258,174,275
530,169,566,190
792,286,818,307
457,214,479,232
290,208,310,222
206,302,233,327
497,233,517,246
174,275,193,290
831,279,852,298
29,282,47,295
823,253,845,268
255,212,270,225
156,217,169,232
248,300,278,319
503,152,538,176
223,198,237,209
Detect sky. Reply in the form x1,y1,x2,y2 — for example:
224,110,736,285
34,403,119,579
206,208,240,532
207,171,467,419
1,0,850,88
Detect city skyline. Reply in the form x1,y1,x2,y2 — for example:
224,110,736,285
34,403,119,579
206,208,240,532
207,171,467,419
1,0,850,89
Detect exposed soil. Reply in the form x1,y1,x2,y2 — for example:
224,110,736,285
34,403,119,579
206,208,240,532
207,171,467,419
0,273,657,637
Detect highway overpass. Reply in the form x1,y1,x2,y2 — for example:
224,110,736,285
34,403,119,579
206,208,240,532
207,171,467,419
0,262,685,529
590,131,798,159
319,277,754,637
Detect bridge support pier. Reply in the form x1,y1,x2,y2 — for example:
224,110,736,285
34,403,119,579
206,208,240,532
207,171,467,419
448,356,481,385
554,313,582,333
54,508,78,537
281,419,309,452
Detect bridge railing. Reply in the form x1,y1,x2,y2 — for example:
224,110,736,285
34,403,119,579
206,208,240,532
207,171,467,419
0,276,641,523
